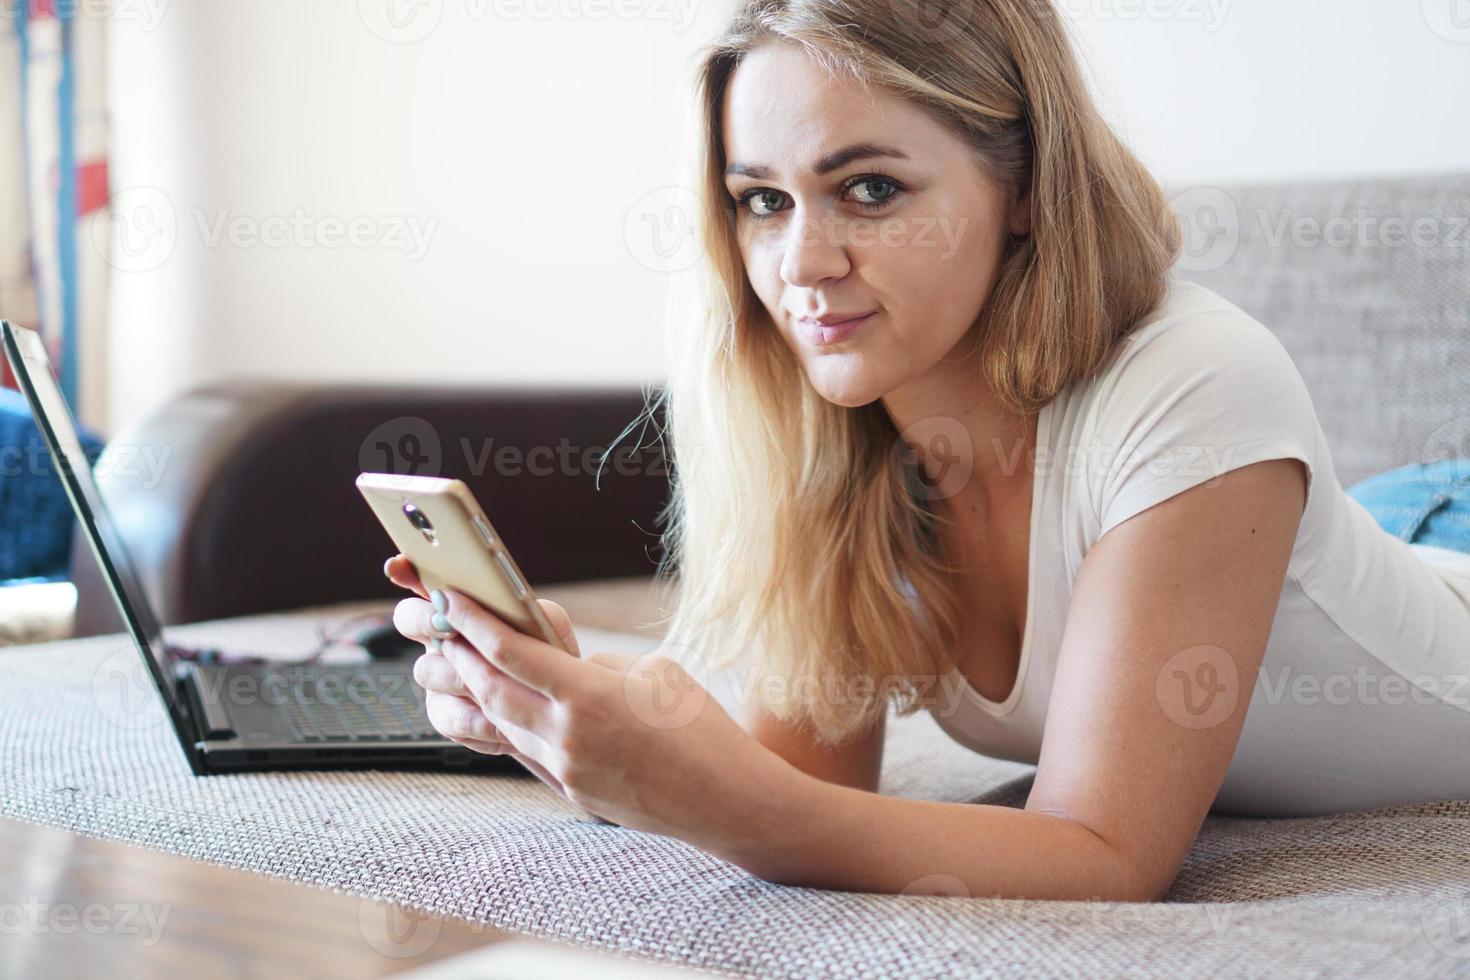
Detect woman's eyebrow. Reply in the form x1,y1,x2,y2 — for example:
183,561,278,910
724,142,911,180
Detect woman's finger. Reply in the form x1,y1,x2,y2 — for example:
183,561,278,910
424,691,506,745
442,635,551,735
447,734,512,756
393,595,455,648
436,589,578,702
508,749,568,796
413,650,472,698
384,554,428,599
535,599,581,658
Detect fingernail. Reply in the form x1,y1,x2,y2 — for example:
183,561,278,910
383,557,395,579
430,637,443,654
431,612,455,636
430,589,448,613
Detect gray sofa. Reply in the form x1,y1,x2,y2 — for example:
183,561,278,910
1166,169,1470,484
16,169,1470,979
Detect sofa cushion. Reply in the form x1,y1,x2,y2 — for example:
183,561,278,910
2,596,1467,978
1168,170,1470,486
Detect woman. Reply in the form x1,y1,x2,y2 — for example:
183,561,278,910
388,0,1470,901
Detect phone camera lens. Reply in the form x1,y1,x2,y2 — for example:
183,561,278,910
402,502,438,545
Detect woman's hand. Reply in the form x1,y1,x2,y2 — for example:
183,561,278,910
383,554,578,804
384,555,794,856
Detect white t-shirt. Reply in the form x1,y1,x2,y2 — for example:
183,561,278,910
926,276,1470,817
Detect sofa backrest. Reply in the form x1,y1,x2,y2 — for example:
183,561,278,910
70,383,672,635
1166,170,1470,488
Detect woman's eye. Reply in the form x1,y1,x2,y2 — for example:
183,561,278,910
846,176,900,208
737,189,788,217
731,175,904,220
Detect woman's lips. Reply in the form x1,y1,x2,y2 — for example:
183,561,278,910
796,312,875,347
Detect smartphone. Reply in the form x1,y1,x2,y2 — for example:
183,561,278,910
355,472,572,654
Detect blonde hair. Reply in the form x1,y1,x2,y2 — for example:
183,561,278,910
629,0,1181,746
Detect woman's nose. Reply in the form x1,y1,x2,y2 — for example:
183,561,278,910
779,208,853,288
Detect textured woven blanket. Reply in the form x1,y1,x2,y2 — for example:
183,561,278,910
2,600,1468,978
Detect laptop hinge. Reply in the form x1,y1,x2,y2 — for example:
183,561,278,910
177,664,238,741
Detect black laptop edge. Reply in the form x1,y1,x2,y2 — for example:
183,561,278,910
1,319,511,776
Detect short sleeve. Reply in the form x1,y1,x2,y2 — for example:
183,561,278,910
1089,308,1319,538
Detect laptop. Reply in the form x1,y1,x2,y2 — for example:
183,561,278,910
2,320,512,774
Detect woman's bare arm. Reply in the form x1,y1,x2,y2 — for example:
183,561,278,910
736,698,886,794
717,457,1307,901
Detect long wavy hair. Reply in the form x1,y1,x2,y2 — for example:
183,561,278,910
624,0,1182,747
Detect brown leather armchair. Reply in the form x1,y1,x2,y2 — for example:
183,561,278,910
70,381,671,637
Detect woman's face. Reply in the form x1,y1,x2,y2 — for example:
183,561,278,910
721,42,1030,408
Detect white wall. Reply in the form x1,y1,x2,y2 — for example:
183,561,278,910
1062,0,1470,185
104,0,717,433
101,0,1470,435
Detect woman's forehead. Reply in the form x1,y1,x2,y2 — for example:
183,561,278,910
721,61,945,174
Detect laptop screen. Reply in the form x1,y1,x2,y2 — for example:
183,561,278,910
0,321,193,740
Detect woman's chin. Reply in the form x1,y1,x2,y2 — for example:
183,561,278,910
805,365,886,409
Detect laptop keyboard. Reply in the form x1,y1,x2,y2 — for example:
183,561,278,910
272,661,443,743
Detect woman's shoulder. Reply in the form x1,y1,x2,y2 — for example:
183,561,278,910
1076,276,1314,423
1050,275,1324,536
1106,277,1292,375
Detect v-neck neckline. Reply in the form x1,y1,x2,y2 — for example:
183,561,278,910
952,396,1051,715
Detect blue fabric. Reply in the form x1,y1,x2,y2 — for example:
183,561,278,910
1345,458,1470,555
0,385,104,582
